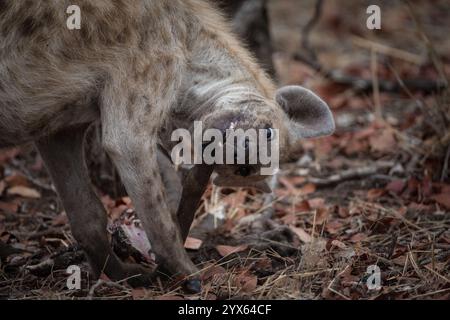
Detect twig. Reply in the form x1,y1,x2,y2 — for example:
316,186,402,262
409,288,450,299
10,159,55,193
352,36,423,64
87,279,130,300
327,265,351,300
371,48,382,120
301,161,395,187
293,53,447,94
404,0,449,86
300,0,324,60
440,144,450,181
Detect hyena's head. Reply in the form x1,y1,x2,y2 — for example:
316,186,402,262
205,85,335,192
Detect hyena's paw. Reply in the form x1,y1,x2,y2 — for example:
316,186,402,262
183,278,202,294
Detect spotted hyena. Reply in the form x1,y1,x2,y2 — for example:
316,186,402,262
0,0,334,291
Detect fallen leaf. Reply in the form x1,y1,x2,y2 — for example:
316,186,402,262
431,193,450,209
290,226,312,243
7,186,41,199
367,188,385,201
131,288,147,300
202,264,227,281
235,273,258,293
0,201,19,213
184,237,203,250
109,204,128,221
0,180,5,195
369,129,396,153
308,197,325,209
330,239,347,249
325,220,344,234
280,212,297,225
299,183,317,195
392,255,407,266
215,244,248,257
295,200,311,212
315,207,330,225
349,233,367,243
155,295,185,300
4,173,30,187
386,179,405,194
52,211,68,226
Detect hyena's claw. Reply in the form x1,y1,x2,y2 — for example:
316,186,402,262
183,278,202,294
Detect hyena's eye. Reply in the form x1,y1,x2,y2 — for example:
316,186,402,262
236,166,252,177
266,128,275,140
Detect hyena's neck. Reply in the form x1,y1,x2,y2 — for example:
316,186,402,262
175,34,276,126
159,0,277,145
183,77,266,115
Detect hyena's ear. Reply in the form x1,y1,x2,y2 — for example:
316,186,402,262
276,86,335,140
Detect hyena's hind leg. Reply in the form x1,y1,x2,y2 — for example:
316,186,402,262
36,125,154,287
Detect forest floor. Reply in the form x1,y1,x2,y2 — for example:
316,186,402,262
1,0,449,300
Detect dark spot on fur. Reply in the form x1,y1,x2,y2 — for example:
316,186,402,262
20,16,41,36
41,9,55,26
145,103,153,114
0,0,10,14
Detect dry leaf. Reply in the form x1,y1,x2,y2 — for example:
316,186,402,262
0,180,6,195
290,226,312,243
4,173,30,187
330,239,347,249
0,201,19,213
431,193,450,209
155,295,185,300
370,129,396,153
326,220,344,234
308,197,325,209
215,244,248,257
131,288,147,300
184,237,203,250
315,207,330,225
349,233,367,243
386,180,405,194
52,211,68,226
7,186,41,199
367,188,385,201
202,264,227,281
237,274,258,293
299,183,316,195
109,204,128,221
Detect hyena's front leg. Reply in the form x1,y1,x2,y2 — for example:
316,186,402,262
101,99,200,291
177,164,214,242
36,125,154,286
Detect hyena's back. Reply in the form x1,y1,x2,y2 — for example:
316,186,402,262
0,0,200,146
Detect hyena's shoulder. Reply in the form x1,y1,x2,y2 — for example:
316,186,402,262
0,1,142,49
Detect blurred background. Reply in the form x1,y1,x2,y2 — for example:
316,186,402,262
0,0,449,299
